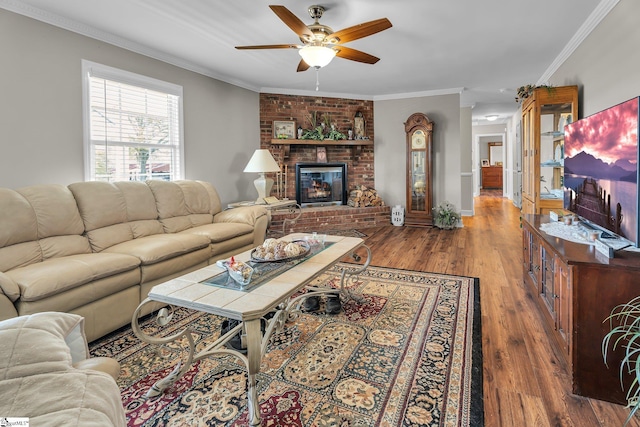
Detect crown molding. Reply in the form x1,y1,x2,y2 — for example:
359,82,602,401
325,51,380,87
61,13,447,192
373,87,464,102
260,87,374,100
537,0,620,85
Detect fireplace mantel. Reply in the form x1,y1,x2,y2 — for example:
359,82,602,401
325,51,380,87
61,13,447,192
270,139,373,159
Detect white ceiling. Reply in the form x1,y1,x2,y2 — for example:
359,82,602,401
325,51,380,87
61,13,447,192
3,0,611,124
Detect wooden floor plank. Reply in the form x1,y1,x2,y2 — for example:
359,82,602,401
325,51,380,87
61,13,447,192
357,192,637,426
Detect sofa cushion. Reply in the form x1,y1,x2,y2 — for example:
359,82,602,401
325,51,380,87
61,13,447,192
17,184,86,239
104,233,210,265
85,221,165,253
6,253,141,302
0,241,42,272
181,222,254,243
114,181,160,220
69,181,165,252
214,205,269,227
0,185,91,272
68,181,128,232
0,188,38,249
147,180,224,233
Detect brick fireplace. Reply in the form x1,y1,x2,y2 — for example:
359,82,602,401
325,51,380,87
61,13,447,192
260,93,390,231
260,93,374,199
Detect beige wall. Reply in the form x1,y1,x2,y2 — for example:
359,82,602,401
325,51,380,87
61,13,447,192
548,0,640,118
373,94,462,212
0,9,259,205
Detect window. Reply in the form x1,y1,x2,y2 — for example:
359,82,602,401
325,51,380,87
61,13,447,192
82,60,184,182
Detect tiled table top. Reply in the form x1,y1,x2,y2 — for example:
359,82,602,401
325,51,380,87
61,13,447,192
148,233,364,321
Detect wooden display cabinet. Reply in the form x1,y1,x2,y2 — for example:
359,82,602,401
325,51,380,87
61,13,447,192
522,215,640,404
521,86,578,215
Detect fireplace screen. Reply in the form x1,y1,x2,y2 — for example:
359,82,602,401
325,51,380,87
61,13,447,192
295,163,347,207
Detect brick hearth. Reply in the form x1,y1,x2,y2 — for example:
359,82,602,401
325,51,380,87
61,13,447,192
270,205,390,234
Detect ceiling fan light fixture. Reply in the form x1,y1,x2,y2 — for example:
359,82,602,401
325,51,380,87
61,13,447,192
299,45,336,68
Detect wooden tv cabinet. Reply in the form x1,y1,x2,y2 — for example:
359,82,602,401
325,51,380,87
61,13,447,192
522,215,640,404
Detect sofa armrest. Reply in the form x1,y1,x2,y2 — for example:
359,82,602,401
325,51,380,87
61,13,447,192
214,205,268,227
0,271,20,301
0,272,19,320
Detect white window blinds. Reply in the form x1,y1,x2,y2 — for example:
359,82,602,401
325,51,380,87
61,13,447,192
82,61,184,182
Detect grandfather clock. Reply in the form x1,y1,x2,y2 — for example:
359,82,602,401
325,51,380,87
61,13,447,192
404,113,433,227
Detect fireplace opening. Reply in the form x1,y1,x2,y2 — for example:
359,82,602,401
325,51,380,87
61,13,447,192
295,163,347,207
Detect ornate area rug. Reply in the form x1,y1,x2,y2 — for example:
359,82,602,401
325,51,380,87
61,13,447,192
90,264,483,426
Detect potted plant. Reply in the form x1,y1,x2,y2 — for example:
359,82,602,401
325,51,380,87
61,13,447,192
300,111,347,141
602,295,640,425
515,84,555,104
432,201,460,229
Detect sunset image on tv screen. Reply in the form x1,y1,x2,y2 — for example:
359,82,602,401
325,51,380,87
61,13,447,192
564,97,639,244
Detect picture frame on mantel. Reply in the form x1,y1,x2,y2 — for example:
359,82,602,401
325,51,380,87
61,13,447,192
273,121,296,139
316,146,327,163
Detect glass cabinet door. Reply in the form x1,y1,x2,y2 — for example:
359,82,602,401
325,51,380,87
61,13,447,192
411,150,426,211
540,103,572,198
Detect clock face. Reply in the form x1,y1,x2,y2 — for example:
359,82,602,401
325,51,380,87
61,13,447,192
411,130,426,149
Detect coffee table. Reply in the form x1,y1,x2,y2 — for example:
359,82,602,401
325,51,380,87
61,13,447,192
131,233,370,426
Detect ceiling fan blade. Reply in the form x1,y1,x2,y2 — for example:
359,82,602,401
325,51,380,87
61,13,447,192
330,18,392,44
235,44,299,50
334,46,380,64
269,5,314,39
297,59,310,72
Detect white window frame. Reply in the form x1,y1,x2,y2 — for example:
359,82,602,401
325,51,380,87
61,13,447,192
81,60,185,181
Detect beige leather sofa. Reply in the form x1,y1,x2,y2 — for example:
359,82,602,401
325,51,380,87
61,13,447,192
0,312,126,426
0,180,268,341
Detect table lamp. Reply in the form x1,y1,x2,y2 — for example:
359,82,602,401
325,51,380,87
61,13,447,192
243,149,281,203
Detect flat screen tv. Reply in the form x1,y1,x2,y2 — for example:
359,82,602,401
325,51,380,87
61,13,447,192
563,97,639,246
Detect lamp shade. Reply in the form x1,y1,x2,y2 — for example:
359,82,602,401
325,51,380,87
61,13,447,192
243,149,280,173
299,46,336,68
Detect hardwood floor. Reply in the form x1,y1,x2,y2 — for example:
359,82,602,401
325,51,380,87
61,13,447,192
355,192,637,427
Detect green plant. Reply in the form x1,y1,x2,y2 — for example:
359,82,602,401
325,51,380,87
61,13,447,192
326,128,346,140
602,295,640,425
300,111,346,140
515,84,555,103
301,111,325,140
432,201,460,229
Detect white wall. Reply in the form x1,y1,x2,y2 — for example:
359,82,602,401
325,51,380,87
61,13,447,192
460,107,473,215
373,94,463,213
0,9,259,205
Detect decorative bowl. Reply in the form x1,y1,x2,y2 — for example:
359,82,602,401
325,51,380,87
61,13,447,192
224,261,253,286
303,232,326,247
250,240,310,263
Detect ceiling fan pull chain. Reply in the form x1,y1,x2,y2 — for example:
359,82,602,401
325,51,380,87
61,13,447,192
315,68,320,91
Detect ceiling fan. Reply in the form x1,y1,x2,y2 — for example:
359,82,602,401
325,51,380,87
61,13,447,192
235,5,392,72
